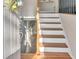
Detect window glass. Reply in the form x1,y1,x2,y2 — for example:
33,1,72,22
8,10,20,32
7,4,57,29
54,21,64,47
59,0,76,14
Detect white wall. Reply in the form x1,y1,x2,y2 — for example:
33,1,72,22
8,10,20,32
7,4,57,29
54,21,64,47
20,0,36,17
60,14,76,58
7,50,20,59
40,0,59,12
4,7,20,59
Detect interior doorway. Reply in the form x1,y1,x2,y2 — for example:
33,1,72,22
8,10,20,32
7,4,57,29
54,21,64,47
39,0,55,12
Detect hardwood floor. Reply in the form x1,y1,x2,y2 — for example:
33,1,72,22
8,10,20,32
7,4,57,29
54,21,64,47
21,53,35,59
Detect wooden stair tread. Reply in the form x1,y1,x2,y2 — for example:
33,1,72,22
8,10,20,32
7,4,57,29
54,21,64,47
40,22,61,24
40,43,68,48
41,28,63,30
40,52,72,59
41,52,70,57
41,35,65,38
40,11,57,13
32,35,65,38
40,17,60,19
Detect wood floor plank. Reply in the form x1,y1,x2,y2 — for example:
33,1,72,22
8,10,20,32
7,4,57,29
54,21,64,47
21,53,35,59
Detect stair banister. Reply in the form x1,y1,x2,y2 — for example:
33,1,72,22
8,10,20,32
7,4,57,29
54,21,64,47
36,0,40,55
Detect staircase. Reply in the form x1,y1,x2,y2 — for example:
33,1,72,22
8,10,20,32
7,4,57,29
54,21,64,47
37,12,72,59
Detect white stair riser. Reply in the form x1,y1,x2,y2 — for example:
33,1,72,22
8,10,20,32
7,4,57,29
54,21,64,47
39,13,72,58
40,47,70,53
40,31,64,35
40,24,62,28
39,38,66,43
40,14,60,17
40,18,60,22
